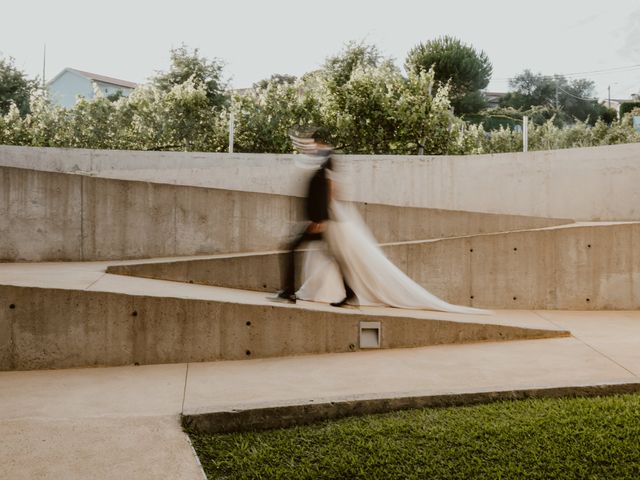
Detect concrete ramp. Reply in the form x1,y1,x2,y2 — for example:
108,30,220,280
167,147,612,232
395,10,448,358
0,262,568,371
108,221,640,310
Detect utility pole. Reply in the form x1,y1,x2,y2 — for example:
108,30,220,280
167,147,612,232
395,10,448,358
523,116,529,153
608,85,611,109
228,111,235,153
42,44,46,90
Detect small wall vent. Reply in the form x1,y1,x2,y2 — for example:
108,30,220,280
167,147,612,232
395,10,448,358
359,321,381,349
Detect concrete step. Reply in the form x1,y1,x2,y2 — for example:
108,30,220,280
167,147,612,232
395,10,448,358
0,262,567,371
108,221,640,310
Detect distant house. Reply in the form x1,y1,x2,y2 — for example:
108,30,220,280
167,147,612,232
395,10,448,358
47,68,137,108
483,91,508,110
606,98,635,115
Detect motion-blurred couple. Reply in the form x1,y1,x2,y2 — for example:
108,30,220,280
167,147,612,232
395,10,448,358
277,127,488,315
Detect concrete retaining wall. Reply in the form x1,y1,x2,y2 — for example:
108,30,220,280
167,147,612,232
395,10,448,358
110,222,640,310
0,166,569,262
0,285,564,371
2,143,640,220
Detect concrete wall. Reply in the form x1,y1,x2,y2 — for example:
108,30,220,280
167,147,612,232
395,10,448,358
2,143,640,220
0,285,564,371
110,222,640,310
0,166,568,262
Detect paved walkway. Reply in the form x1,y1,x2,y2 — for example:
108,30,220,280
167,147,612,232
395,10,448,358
1,310,639,479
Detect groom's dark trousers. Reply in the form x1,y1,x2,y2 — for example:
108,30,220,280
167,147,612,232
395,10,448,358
281,226,354,300
282,228,323,294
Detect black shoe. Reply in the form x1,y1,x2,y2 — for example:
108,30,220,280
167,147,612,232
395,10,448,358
276,290,297,303
331,296,354,308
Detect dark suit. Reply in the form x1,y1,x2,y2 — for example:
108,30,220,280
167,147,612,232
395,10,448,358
306,166,330,223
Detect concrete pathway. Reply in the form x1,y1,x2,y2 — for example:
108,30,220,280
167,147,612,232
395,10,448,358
1,310,638,479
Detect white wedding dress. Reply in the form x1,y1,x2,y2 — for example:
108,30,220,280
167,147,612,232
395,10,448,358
296,200,490,315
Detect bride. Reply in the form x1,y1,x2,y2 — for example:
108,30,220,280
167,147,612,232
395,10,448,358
295,167,489,315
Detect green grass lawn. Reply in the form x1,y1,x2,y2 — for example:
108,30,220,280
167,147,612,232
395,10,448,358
187,394,640,479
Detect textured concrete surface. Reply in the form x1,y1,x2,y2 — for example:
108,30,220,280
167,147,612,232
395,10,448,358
2,143,640,220
0,270,565,370
0,311,638,477
1,165,570,261
1,416,204,480
110,221,640,310
0,362,201,480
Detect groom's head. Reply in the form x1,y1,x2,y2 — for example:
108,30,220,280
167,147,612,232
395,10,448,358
311,128,334,153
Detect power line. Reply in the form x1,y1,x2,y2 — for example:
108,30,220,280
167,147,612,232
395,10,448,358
492,63,640,83
556,85,597,102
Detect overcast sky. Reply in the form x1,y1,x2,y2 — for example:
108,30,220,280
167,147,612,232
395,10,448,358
3,0,640,100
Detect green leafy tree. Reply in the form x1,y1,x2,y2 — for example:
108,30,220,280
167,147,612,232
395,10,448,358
231,78,321,153
619,102,640,117
394,68,461,155
152,45,228,109
323,41,383,88
405,36,492,114
0,55,39,116
2,43,640,155
500,70,609,125
317,61,403,154
253,74,297,90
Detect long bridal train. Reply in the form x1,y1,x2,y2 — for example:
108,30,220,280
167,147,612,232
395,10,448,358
296,201,491,315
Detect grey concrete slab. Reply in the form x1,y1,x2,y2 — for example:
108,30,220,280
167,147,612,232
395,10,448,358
183,336,636,413
0,416,203,480
0,362,199,479
3,143,640,220
1,164,573,262
3,281,562,370
0,363,187,420
106,222,640,310
535,310,640,376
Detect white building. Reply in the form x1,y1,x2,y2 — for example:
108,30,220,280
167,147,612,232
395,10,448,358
47,68,137,108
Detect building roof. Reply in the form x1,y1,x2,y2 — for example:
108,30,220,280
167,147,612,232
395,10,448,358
47,68,138,89
484,91,508,99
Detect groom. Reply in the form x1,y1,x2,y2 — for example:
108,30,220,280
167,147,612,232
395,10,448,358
277,128,355,306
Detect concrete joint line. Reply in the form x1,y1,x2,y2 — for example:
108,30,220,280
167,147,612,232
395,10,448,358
80,176,85,261
571,336,638,378
182,382,640,435
84,273,106,291
173,189,178,256
533,311,639,378
181,363,190,414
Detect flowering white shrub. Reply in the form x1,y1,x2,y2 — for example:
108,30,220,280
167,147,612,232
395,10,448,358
1,45,639,155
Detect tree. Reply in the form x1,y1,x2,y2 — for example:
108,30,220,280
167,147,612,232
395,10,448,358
0,55,39,116
152,45,228,109
253,74,297,90
231,78,320,153
323,41,384,87
405,36,492,114
500,70,609,125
